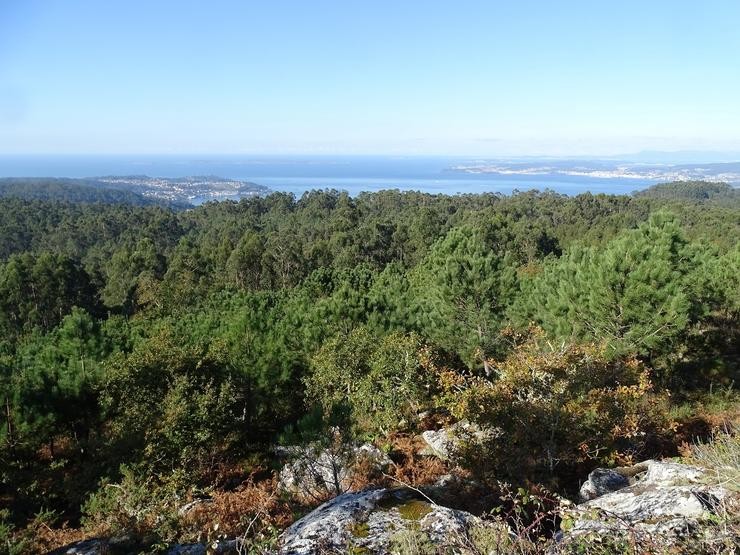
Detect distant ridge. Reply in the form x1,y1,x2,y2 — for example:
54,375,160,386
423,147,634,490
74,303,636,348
633,180,739,203
0,177,181,207
0,175,269,207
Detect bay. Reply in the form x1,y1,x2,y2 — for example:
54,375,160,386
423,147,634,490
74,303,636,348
0,155,656,198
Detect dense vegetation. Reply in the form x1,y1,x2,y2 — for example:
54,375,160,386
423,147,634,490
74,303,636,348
0,183,737,552
633,179,739,203
0,178,167,206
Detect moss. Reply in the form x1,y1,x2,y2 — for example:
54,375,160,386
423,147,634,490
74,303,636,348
397,500,433,521
377,496,433,521
350,521,370,538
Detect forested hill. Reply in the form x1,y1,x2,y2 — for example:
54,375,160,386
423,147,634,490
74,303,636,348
634,179,739,203
0,177,174,206
0,186,738,553
0,186,737,273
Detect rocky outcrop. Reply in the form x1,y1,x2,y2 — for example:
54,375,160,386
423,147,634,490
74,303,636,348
579,467,631,501
562,460,734,547
421,420,495,460
50,539,110,555
51,537,242,555
166,541,239,554
50,537,147,555
277,487,507,554
277,442,392,500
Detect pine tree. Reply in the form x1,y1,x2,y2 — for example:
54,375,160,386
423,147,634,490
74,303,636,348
517,212,701,358
413,226,518,372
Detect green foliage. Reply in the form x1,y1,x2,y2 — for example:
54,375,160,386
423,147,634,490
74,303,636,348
0,252,98,336
0,177,170,206
0,188,737,547
515,213,706,362
101,332,246,471
634,180,739,203
81,464,186,545
0,507,60,555
0,509,24,555
102,238,166,310
445,332,674,481
306,327,434,433
413,225,518,370
2,308,108,460
705,243,740,319
225,231,265,290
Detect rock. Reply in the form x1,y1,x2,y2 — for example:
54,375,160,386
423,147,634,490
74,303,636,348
51,537,239,555
167,540,239,554
421,428,456,460
578,459,709,502
278,442,392,500
639,459,705,485
579,468,630,501
277,487,507,554
562,460,734,548
49,539,109,555
583,484,727,522
421,420,495,460
278,489,386,554
49,536,137,554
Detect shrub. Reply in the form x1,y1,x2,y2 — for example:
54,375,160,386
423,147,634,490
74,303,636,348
81,464,185,544
443,330,674,483
101,331,247,473
306,327,436,434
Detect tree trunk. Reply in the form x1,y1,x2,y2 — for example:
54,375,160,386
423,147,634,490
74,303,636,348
4,395,13,447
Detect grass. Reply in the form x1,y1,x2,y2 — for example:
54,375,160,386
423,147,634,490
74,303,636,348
684,427,740,492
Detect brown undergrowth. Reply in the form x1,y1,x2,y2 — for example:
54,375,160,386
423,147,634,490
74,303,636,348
181,476,295,542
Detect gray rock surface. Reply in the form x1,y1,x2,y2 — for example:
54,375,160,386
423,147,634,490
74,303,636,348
421,420,495,460
421,428,457,460
166,540,239,554
563,460,733,545
278,442,392,500
49,539,110,555
277,487,504,554
579,468,630,501
582,484,727,522
639,459,705,486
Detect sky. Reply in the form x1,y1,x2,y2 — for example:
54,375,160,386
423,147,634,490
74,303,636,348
1,0,739,156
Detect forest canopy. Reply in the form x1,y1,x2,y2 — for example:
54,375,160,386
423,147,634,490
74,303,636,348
0,183,738,551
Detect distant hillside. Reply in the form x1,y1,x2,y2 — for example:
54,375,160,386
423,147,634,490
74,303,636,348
633,180,739,202
0,178,181,207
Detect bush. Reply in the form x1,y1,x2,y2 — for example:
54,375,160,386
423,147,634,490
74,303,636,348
81,465,188,548
101,331,247,473
306,327,436,434
443,330,675,483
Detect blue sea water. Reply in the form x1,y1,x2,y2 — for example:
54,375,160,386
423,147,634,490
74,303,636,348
0,155,656,198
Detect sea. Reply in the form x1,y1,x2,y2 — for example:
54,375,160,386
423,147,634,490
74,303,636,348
0,155,657,200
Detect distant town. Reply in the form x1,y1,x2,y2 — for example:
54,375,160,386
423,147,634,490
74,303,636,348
449,160,740,184
94,175,270,204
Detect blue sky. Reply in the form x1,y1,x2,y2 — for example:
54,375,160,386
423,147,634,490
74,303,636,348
1,0,739,156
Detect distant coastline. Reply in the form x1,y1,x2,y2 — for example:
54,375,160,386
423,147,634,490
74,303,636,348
1,155,738,200
448,160,740,184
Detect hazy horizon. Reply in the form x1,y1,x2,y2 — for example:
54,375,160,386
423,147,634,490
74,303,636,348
11,150,740,164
